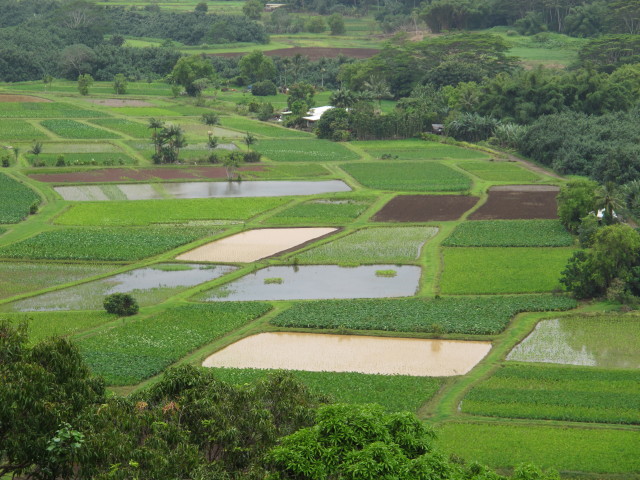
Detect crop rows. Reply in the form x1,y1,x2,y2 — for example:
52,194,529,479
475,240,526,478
249,164,330,179
211,367,444,413
0,173,40,223
55,197,291,226
27,152,137,167
0,119,48,140
444,220,573,247
0,102,107,118
267,197,375,224
271,295,577,334
89,118,151,138
255,139,360,162
463,363,640,424
341,162,472,192
295,226,438,264
457,161,540,182
40,120,122,139
357,139,490,161
79,302,271,385
0,226,220,261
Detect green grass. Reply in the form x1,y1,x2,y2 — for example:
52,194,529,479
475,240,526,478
210,368,444,413
440,247,575,294
79,302,271,385
356,139,490,161
221,116,312,138
271,295,577,335
0,226,219,261
40,120,122,139
0,120,48,140
341,162,472,192
105,107,178,117
27,152,137,167
5,81,173,96
457,160,540,182
0,172,40,223
463,363,640,424
436,422,640,475
254,139,360,162
443,220,574,247
507,314,640,368
88,118,151,138
0,262,115,300
55,197,291,226
295,226,438,264
246,164,330,179
266,196,375,225
1,311,115,344
0,102,107,118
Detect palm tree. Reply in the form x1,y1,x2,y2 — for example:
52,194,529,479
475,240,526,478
148,118,165,157
363,75,391,112
243,132,257,151
595,181,625,224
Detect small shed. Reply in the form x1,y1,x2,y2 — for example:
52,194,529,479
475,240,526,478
303,106,334,128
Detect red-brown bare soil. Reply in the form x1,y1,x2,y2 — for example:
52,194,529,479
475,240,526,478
29,166,265,183
469,186,560,220
214,47,379,61
0,94,51,103
373,195,480,222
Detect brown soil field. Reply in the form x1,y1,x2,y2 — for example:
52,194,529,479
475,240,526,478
29,166,265,183
0,94,51,103
373,195,480,222
469,186,560,220
214,47,379,61
85,99,154,107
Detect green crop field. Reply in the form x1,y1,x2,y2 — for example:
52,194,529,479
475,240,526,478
295,226,438,264
271,295,577,335
457,160,541,182
0,102,107,118
40,119,122,139
220,116,313,138
356,139,490,161
341,162,472,192
507,314,640,368
0,226,219,261
266,196,374,224
88,118,151,138
443,220,574,247
0,119,48,140
105,107,178,117
27,152,137,167
210,368,444,413
440,247,575,294
462,363,640,424
79,302,271,385
2,311,115,344
247,164,330,179
55,197,291,226
436,422,640,475
254,139,360,162
0,173,40,223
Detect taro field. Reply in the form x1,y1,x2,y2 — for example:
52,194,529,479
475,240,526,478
1,79,636,479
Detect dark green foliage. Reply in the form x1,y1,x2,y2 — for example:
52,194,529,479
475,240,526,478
251,79,277,96
271,295,577,335
446,113,499,142
556,179,598,232
0,173,40,223
578,35,640,71
103,293,139,316
315,107,350,140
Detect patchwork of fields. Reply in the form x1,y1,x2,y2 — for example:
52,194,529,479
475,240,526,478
1,80,636,479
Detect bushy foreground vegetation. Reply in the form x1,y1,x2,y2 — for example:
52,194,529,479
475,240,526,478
463,363,640,424
444,220,573,247
271,295,577,335
0,172,40,223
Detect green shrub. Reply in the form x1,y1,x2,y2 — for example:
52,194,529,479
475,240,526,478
252,80,277,96
103,293,139,316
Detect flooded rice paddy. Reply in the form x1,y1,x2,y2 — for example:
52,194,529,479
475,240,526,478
508,316,640,368
1,263,236,312
202,332,492,376
54,180,351,201
177,228,337,263
198,264,421,301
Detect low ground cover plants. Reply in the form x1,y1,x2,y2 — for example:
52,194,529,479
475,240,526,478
0,226,220,261
271,295,576,335
254,139,359,162
248,164,330,179
295,226,438,264
0,311,114,344
88,118,150,138
443,220,573,247
0,172,40,223
266,197,374,224
340,162,472,192
0,102,107,118
457,160,540,182
440,247,575,294
356,139,490,161
40,120,122,139
27,152,137,167
0,119,48,140
211,367,444,413
462,363,640,424
79,302,271,384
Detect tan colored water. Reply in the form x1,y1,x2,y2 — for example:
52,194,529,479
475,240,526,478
177,228,336,262
202,332,492,376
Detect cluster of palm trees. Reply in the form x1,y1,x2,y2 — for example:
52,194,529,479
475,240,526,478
148,118,186,164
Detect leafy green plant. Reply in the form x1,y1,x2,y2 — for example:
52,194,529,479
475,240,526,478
444,220,574,247
375,269,397,277
40,120,121,139
0,173,40,223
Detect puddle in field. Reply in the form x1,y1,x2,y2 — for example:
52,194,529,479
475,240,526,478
1,264,236,312
199,264,421,301
54,180,351,201
507,317,640,368
202,332,492,376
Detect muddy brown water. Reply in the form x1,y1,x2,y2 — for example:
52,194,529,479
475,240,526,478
202,332,492,376
54,180,351,201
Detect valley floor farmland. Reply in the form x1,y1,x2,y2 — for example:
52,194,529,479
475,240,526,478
1,79,637,479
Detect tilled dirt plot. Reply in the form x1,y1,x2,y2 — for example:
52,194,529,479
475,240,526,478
29,166,265,183
0,94,51,102
214,47,380,61
469,186,560,220
373,195,480,222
